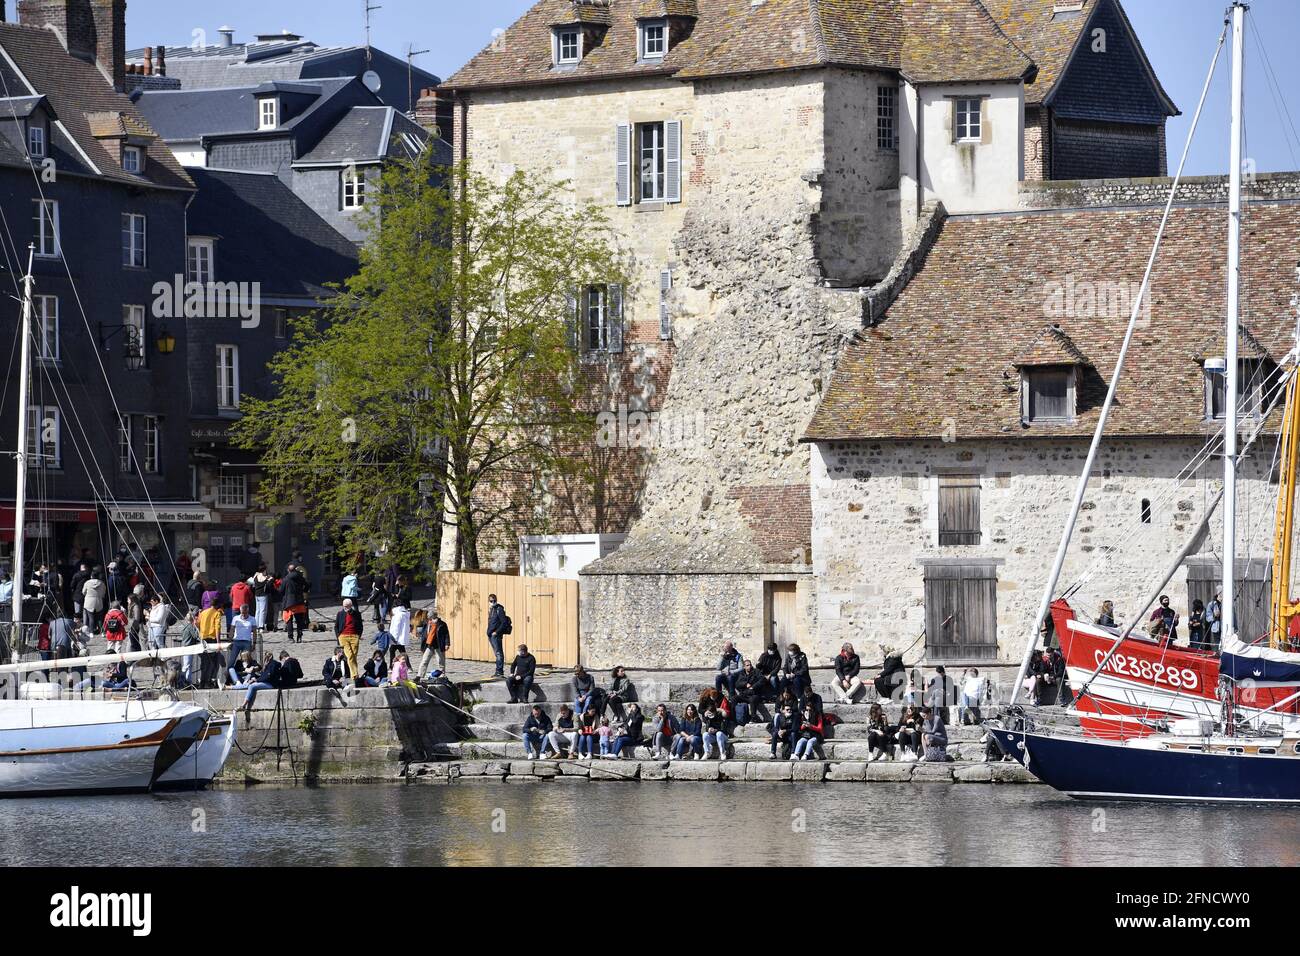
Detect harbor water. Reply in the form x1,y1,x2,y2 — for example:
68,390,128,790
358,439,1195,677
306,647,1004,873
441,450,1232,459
2,782,1298,867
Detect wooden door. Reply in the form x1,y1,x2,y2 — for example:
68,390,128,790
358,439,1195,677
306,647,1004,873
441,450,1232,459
767,582,797,655
528,590,556,666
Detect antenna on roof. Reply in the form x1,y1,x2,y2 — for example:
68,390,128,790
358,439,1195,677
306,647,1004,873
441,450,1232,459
364,0,382,65
406,44,429,115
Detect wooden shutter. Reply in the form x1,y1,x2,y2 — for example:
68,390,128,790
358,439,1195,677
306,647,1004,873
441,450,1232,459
937,474,981,545
923,562,998,661
607,284,624,353
615,123,632,206
659,268,673,340
664,119,682,203
565,290,579,351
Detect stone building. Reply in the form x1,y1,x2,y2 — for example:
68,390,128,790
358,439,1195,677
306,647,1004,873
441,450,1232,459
805,177,1300,666
441,0,1178,667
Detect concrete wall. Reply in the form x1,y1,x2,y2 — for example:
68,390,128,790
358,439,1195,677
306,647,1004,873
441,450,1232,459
810,437,1277,664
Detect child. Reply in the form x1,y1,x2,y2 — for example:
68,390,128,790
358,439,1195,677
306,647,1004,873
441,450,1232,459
389,651,418,692
371,626,396,667
597,717,613,757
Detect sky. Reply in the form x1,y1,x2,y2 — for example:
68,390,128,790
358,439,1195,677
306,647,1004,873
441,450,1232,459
122,0,1300,176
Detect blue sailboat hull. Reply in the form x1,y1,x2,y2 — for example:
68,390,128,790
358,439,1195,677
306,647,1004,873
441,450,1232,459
990,727,1300,803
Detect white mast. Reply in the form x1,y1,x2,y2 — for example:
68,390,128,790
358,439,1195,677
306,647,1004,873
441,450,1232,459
11,247,34,665
1223,1,1247,642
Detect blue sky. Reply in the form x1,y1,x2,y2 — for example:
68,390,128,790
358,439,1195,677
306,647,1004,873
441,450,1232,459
124,0,1300,175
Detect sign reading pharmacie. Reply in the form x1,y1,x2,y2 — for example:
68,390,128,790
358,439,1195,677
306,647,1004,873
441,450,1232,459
107,503,213,524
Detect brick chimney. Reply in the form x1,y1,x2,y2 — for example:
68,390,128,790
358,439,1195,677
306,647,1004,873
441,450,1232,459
17,0,127,92
415,87,454,144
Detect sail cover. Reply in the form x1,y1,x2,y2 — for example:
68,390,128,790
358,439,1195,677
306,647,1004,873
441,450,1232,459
1220,635,1300,682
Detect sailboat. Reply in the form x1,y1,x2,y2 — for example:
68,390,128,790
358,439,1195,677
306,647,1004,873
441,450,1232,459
989,1,1300,803
0,248,235,797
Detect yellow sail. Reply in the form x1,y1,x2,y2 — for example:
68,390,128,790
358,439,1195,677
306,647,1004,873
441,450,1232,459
1271,371,1300,648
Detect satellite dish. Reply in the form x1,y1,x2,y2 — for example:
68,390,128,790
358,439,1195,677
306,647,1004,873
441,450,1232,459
362,70,382,93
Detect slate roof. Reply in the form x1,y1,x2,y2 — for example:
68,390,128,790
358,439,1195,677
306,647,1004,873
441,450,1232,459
985,0,1175,111
0,94,50,120
131,77,355,142
804,201,1300,442
0,22,192,190
293,106,436,165
186,167,358,300
445,0,1036,91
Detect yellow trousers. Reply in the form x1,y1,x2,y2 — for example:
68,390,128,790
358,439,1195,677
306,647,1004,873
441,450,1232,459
339,634,360,682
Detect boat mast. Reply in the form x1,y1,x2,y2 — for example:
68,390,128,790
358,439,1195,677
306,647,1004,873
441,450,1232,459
11,247,34,666
1223,1,1246,644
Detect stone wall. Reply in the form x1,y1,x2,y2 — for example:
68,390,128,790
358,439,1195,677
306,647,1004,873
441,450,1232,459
188,684,462,784
1019,171,1300,210
810,437,1278,664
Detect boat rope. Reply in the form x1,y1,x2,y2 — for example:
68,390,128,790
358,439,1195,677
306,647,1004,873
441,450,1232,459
230,689,299,782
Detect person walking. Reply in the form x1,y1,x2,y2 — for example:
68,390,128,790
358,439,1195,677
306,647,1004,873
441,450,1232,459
125,585,147,653
281,564,309,644
486,593,508,678
81,570,106,635
145,594,169,650
251,564,274,632
196,601,224,688
334,598,364,687
417,609,450,678
388,573,412,658
340,568,360,607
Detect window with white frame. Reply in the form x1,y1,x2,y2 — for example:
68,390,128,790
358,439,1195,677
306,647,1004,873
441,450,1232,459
28,124,45,159
638,121,666,201
121,213,146,267
216,344,240,410
555,28,581,64
640,20,666,59
954,98,982,142
122,145,143,173
1023,365,1074,423
877,85,898,150
188,238,213,284
341,167,366,209
118,414,132,471
25,405,61,468
217,470,247,508
142,415,160,473
33,200,59,257
34,295,58,362
123,304,146,369
258,97,278,129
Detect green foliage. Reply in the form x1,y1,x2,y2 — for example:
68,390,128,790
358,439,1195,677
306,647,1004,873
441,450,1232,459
233,154,628,571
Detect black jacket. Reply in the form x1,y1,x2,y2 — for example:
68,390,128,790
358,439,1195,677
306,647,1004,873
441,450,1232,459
277,658,303,687
487,603,507,639
258,659,282,686
322,657,350,683
834,653,861,680
757,650,782,677
733,669,764,701
509,653,536,680
335,607,364,637
283,570,309,606
522,711,552,735
364,657,388,682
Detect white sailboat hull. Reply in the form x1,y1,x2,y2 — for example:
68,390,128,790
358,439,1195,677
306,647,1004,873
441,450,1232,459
0,700,210,797
155,712,237,790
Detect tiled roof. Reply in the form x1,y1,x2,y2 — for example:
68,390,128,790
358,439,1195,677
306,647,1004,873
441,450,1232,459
444,0,1033,90
187,167,358,299
0,22,192,190
85,110,156,139
804,201,1300,442
1014,323,1090,366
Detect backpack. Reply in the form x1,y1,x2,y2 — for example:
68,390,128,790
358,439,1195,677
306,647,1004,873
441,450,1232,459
502,615,513,635
105,614,125,635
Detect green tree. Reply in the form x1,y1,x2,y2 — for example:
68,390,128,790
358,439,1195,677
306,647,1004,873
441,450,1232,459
233,155,628,572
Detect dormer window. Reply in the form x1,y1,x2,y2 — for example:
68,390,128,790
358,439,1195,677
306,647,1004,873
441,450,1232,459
1022,365,1075,423
258,97,279,130
640,20,667,60
555,28,582,65
122,145,143,174
1206,357,1273,420
28,124,45,160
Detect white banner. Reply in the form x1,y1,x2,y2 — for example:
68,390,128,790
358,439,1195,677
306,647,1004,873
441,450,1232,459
107,504,212,524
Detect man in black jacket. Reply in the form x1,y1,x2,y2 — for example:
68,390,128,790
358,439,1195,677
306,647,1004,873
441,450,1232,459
276,650,303,688
733,660,771,725
828,643,864,704
486,594,508,677
282,565,309,644
522,704,552,758
322,647,350,688
505,643,536,703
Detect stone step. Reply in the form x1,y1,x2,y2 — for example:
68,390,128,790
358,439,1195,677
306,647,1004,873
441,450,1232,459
444,738,993,762
470,719,986,744
468,699,984,727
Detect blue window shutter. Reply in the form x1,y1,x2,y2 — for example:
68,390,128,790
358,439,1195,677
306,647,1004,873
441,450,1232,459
665,120,682,203
659,268,673,340
615,124,632,206
607,284,624,353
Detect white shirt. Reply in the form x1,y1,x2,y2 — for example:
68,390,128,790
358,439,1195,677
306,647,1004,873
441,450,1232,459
232,615,256,642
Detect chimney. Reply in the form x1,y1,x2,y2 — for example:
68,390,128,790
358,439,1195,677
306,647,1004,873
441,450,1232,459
218,25,235,47
414,87,449,139
156,44,165,76
142,45,152,75
17,0,127,91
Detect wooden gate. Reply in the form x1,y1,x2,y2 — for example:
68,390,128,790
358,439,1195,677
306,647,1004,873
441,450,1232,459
436,571,580,668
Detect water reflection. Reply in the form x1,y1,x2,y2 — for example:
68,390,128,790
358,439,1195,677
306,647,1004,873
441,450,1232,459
1,782,1296,867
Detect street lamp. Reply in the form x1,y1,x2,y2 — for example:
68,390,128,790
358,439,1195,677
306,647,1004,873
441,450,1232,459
155,326,176,355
